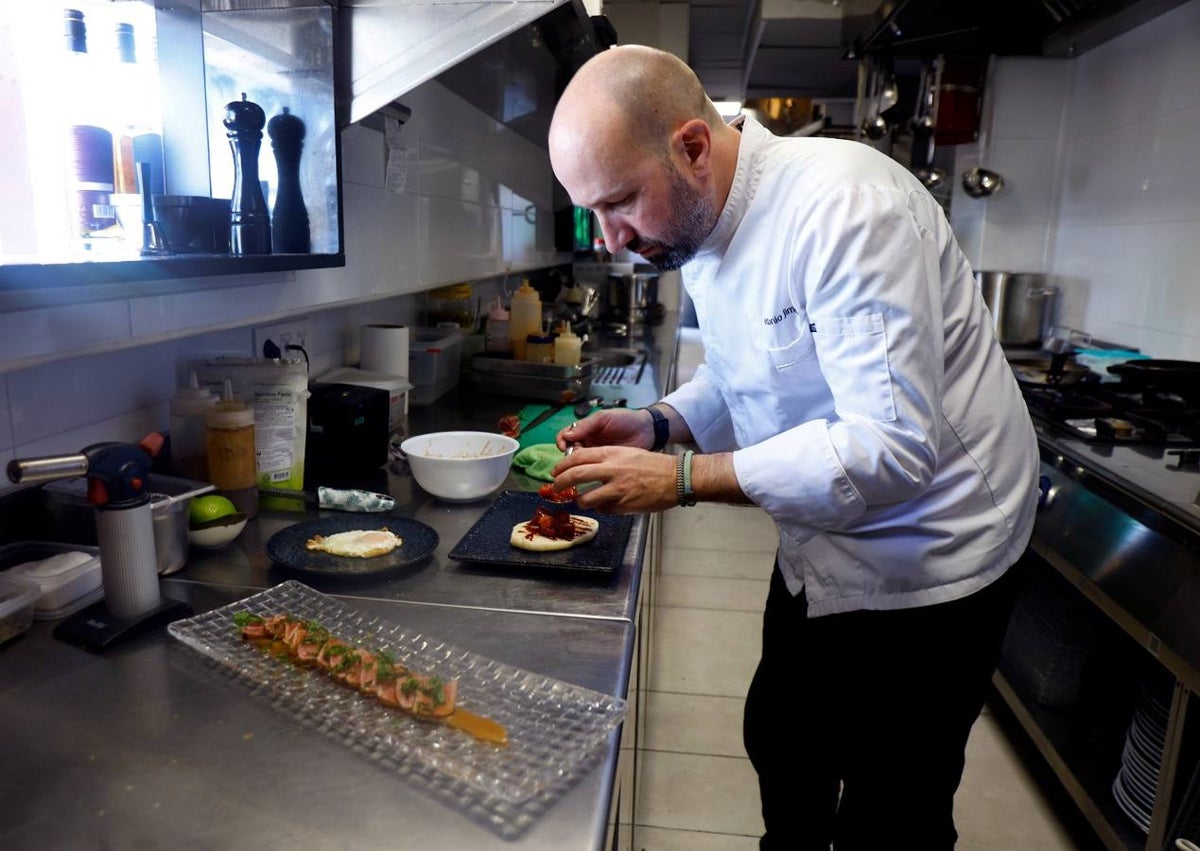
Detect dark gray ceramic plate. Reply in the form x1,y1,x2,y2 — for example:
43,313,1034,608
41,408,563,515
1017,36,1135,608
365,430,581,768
448,491,633,574
266,515,439,577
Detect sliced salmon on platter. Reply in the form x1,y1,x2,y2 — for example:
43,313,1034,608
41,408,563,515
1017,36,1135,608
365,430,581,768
233,611,508,745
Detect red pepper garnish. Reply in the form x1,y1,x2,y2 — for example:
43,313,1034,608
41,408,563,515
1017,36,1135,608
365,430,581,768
538,483,579,503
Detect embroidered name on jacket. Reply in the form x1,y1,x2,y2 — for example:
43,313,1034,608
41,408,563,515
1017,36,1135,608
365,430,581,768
763,306,797,326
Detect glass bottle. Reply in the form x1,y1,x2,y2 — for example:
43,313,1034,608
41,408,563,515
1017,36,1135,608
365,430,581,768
110,22,164,198
62,9,117,253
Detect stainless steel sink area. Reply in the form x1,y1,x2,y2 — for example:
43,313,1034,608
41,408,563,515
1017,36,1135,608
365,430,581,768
587,348,649,386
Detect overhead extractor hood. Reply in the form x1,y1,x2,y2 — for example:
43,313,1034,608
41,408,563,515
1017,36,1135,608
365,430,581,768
338,0,602,126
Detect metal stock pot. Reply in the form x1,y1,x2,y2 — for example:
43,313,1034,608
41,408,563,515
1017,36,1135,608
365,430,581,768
975,271,1058,347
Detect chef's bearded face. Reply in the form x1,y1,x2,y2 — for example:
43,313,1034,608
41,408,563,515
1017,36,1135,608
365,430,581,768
627,155,715,272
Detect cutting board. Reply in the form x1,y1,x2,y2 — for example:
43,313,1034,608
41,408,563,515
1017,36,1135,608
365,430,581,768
515,403,579,451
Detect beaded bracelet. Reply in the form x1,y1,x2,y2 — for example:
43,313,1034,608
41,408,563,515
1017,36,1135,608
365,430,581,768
676,449,697,507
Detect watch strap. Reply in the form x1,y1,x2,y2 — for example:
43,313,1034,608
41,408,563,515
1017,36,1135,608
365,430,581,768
646,406,670,452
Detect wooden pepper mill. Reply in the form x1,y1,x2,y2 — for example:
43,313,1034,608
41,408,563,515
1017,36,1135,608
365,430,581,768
267,106,311,254
224,93,272,255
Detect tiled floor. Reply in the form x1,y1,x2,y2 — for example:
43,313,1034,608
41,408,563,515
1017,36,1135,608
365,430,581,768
633,502,1105,850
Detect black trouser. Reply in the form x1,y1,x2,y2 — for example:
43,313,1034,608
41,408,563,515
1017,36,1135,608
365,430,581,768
743,564,1018,851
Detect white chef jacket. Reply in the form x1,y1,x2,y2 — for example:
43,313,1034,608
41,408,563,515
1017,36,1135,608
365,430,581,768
662,117,1039,617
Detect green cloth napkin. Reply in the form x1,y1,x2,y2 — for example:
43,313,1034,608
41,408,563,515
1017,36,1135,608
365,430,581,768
512,443,565,482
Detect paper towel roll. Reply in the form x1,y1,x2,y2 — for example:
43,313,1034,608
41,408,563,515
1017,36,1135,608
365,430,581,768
360,324,410,378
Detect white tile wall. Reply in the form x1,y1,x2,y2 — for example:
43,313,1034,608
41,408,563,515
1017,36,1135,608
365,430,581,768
0,62,565,495
987,58,1070,140
950,58,1070,274
951,0,1200,357
1049,0,1200,354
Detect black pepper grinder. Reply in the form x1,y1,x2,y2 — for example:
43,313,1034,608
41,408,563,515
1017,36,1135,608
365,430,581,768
267,107,311,254
224,93,272,255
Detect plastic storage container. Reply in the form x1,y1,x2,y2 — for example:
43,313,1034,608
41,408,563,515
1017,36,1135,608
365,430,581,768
1,541,102,619
0,571,42,643
524,333,554,364
408,327,462,406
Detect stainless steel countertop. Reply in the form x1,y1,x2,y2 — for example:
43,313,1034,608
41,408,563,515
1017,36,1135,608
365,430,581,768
0,582,633,850
0,317,681,851
178,321,679,623
179,484,650,622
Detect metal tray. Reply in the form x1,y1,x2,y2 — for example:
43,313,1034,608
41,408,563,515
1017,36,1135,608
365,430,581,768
471,371,593,401
470,352,596,379
168,581,627,811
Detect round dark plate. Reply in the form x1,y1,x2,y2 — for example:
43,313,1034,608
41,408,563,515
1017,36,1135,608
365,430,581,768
266,515,439,578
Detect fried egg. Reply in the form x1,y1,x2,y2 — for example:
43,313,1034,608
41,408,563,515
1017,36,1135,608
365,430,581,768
305,528,402,558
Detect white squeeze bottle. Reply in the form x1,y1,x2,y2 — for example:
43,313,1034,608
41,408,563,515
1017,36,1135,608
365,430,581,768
508,280,542,361
169,371,217,480
554,325,582,366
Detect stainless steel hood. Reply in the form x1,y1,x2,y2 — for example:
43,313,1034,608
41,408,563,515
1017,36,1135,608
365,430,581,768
339,0,577,126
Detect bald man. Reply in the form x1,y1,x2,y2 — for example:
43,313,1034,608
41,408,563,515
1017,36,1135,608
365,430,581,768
549,46,1038,850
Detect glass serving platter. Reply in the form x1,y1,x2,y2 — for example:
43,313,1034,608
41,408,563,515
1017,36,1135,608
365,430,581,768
168,581,626,808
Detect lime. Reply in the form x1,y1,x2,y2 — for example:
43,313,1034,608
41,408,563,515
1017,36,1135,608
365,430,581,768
189,494,238,527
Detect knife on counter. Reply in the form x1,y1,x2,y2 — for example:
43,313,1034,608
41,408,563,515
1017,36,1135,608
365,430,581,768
519,390,579,437
258,486,395,512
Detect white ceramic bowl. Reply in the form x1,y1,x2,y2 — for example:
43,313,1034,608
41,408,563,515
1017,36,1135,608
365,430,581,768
189,515,248,549
400,431,519,502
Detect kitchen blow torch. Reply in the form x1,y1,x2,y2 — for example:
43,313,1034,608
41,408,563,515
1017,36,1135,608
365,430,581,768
7,434,191,649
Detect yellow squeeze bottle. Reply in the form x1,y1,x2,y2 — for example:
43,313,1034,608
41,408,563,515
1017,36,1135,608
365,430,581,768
508,280,542,361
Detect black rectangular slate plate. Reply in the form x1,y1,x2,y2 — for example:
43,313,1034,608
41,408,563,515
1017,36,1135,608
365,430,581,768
448,491,634,574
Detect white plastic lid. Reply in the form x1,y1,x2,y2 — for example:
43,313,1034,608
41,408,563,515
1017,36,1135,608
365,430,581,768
170,371,218,417
206,378,254,428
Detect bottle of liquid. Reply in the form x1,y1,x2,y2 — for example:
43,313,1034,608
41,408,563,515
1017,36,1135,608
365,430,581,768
485,296,511,354
62,9,118,253
205,379,259,518
554,326,582,366
508,280,542,361
110,22,164,199
169,371,217,481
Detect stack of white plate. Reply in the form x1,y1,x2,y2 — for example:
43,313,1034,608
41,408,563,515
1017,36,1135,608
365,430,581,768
1113,683,1170,834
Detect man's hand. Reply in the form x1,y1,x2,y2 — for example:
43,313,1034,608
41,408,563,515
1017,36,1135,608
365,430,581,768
554,408,654,452
551,445,677,514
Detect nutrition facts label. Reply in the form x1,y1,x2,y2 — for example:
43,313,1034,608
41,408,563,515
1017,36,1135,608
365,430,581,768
254,390,298,475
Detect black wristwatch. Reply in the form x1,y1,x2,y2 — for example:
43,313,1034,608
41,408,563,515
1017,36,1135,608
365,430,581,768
645,406,670,452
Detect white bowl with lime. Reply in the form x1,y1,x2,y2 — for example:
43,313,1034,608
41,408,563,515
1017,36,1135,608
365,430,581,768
188,494,248,549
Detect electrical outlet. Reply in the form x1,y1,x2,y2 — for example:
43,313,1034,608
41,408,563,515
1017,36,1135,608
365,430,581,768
254,319,311,360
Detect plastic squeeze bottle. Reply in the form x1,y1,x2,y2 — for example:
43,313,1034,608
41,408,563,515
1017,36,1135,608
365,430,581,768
205,379,259,519
554,325,582,366
169,371,217,480
485,296,511,353
508,280,542,361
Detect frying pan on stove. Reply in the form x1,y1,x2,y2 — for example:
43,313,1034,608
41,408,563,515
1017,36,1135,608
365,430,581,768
1106,360,1200,393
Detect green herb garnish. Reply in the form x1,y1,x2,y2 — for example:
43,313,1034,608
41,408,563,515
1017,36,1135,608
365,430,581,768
233,611,263,627
421,675,446,706
400,677,420,697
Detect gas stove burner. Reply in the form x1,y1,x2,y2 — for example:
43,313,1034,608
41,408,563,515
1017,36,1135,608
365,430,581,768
1024,384,1200,447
